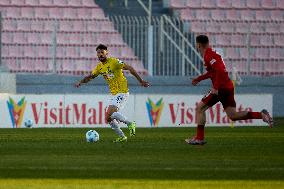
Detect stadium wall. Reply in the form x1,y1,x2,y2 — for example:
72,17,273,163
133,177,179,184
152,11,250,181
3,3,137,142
16,74,284,117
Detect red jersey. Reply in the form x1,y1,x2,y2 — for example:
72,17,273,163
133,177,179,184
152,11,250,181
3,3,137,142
195,48,233,90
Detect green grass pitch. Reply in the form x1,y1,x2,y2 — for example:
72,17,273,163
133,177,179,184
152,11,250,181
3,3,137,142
0,119,283,189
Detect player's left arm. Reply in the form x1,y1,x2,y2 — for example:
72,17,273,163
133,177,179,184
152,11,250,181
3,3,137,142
123,64,150,87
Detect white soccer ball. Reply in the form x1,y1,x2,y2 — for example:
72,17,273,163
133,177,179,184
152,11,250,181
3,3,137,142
24,119,33,128
86,130,99,142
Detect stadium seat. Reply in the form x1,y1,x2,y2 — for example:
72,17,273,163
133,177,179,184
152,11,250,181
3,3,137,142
215,35,230,46
225,48,239,59
27,32,41,44
13,32,27,44
261,0,276,9
239,48,249,59
247,0,261,9
216,0,231,8
2,33,13,44
49,8,64,19
77,8,92,19
226,9,241,21
231,35,246,46
39,0,53,6
211,10,226,21
90,9,105,19
276,0,284,9
25,0,39,6
260,35,274,46
250,35,261,46
11,0,26,6
190,22,205,33
0,0,11,6
41,32,53,44
9,45,22,57
251,22,265,34
53,0,68,6
23,46,37,57
31,21,45,31
271,10,284,21
59,21,73,31
274,35,284,46
21,7,35,18
2,20,17,31
169,0,186,8
67,0,82,6
205,22,220,33
80,46,95,59
201,0,216,8
6,7,21,18
180,9,196,20
63,8,77,19
270,48,283,59
256,48,269,59
186,0,201,8
240,10,255,21
66,46,80,58
222,22,237,33
17,20,31,31
82,0,98,7
231,0,246,9
265,23,281,34
35,8,49,18
256,10,271,21
195,9,211,20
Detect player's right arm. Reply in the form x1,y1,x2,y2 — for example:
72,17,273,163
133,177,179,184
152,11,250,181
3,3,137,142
75,65,100,88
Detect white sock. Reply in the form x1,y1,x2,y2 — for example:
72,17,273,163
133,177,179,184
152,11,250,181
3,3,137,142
111,112,131,125
110,119,125,137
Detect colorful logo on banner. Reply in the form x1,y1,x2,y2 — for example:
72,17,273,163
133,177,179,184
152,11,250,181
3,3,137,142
146,98,164,127
7,97,27,128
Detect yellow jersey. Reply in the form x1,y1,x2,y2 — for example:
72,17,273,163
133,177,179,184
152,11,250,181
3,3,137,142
92,57,128,95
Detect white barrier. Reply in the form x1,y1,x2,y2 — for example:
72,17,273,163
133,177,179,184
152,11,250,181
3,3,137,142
0,94,272,128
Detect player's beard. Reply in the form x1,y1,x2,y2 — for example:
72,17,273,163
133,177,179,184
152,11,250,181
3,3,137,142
99,56,107,62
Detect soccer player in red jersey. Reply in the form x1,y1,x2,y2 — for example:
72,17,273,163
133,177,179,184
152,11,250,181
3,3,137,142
185,35,273,145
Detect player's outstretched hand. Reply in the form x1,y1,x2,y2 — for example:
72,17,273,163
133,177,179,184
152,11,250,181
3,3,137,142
141,80,150,87
192,78,199,86
74,82,81,88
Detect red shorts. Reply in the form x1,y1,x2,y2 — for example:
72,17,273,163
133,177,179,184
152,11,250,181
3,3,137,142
201,88,236,109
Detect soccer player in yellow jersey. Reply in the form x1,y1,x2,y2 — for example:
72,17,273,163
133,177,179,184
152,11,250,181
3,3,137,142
75,44,150,142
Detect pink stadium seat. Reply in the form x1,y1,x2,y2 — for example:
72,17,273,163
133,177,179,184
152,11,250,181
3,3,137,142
49,8,64,19
276,0,284,9
68,33,83,45
13,32,27,44
169,0,186,8
122,47,136,58
256,48,269,59
108,47,122,57
53,0,68,6
38,46,50,58
27,32,41,44
24,46,36,57
56,46,65,58
2,33,13,44
205,22,220,33
240,10,255,21
196,9,211,20
186,1,201,8
80,46,94,59
250,22,265,33
17,20,31,31
66,47,79,58
280,24,284,33
35,8,49,18
256,10,271,21
91,9,105,19
265,23,281,34
2,45,9,57
5,59,20,71
6,7,21,18
225,48,239,59
226,9,241,21
111,34,124,45
239,48,249,59
44,20,56,31
101,22,115,32
63,8,77,19
247,0,261,9
221,22,235,33
270,48,283,59
271,10,283,21
231,35,245,46
190,22,205,33
83,33,97,44
73,21,86,31
11,0,26,6
21,7,34,18
274,35,284,46
77,8,92,19
21,59,35,72
215,35,230,46
216,0,231,8
35,59,51,73
68,0,82,6
82,0,98,7
31,21,45,31
250,61,264,74
260,35,274,46
41,33,53,44
39,0,53,6
25,0,39,6
201,0,216,8
250,35,261,46
2,20,17,31
261,0,276,9
211,10,226,21
231,0,246,8
75,60,91,73
57,33,69,44
59,21,73,31
0,0,11,5
9,45,22,57
180,9,196,20
61,59,75,73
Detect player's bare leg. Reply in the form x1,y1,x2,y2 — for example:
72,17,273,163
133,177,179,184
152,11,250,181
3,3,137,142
185,101,208,145
225,107,273,127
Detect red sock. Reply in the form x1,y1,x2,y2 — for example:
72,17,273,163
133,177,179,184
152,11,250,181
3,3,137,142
247,112,262,119
196,125,204,140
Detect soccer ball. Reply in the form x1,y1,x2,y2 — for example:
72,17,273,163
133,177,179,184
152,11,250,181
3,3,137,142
86,130,99,142
24,119,33,128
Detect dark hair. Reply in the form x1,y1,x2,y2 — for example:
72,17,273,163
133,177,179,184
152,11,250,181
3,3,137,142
196,35,209,45
96,44,108,51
